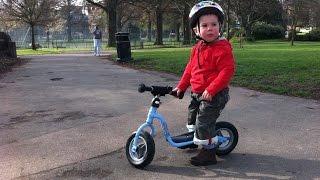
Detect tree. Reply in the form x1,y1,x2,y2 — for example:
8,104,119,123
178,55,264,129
282,0,319,45
86,0,117,47
123,0,195,45
182,3,191,44
154,1,164,45
143,9,153,42
232,0,281,39
169,0,203,44
217,0,233,40
126,1,154,42
60,0,77,42
311,4,320,28
138,0,176,45
171,0,197,45
0,0,59,50
117,1,143,32
0,5,20,31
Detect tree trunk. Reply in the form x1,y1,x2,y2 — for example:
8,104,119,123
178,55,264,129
67,18,72,42
46,30,50,48
147,12,152,42
116,7,122,31
244,22,253,40
290,4,297,46
226,0,231,40
291,23,295,46
154,6,163,45
175,23,180,42
182,4,190,45
67,0,72,42
107,0,117,47
31,24,36,50
239,28,244,48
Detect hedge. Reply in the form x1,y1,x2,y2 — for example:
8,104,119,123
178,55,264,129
252,22,285,40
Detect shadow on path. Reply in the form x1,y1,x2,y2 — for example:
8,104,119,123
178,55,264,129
145,153,320,179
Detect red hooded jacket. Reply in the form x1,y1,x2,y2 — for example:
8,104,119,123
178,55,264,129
177,39,235,96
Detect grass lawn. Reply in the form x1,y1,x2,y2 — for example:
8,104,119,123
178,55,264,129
17,48,65,55
17,47,116,55
128,40,320,100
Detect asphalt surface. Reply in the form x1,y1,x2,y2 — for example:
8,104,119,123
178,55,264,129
0,54,319,180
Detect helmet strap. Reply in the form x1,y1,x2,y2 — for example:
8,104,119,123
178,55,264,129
195,21,209,43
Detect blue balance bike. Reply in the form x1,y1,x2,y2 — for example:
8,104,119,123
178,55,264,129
126,84,238,168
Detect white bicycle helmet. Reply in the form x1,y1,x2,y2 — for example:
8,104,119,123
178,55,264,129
189,1,224,29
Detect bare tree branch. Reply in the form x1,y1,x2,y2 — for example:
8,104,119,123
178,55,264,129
0,0,59,49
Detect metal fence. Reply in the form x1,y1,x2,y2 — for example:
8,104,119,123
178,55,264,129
5,25,192,50
6,26,91,49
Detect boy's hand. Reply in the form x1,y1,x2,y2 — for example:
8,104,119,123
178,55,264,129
202,90,213,101
171,87,184,99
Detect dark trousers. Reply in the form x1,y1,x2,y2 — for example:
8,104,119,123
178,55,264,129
188,88,229,140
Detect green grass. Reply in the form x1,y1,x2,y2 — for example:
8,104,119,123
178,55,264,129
128,40,320,100
17,48,64,55
17,47,116,55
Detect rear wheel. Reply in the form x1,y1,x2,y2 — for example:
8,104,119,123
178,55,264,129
126,131,155,169
215,121,238,156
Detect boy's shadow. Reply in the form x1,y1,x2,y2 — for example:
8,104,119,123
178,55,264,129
144,153,320,179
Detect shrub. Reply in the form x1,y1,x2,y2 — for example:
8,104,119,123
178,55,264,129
229,28,246,42
290,29,320,41
307,29,320,41
245,36,256,42
252,22,285,40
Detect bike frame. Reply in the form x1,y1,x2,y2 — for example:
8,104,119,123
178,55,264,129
132,106,193,152
131,97,230,153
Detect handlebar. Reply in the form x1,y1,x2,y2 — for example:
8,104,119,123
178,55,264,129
138,84,184,99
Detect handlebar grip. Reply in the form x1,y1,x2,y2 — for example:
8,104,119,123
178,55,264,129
139,84,174,97
169,90,184,99
138,84,152,93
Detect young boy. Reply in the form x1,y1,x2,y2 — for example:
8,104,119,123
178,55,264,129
172,1,235,166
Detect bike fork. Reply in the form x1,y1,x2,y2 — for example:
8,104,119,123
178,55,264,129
131,122,155,153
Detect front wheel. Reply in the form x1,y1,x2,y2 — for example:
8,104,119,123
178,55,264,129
215,121,238,156
126,131,155,169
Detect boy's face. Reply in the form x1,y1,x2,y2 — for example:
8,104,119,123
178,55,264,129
195,14,220,43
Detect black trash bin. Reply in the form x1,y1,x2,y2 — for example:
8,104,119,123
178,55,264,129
115,32,132,62
0,32,16,58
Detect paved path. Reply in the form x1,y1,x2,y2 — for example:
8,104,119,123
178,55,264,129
0,54,319,179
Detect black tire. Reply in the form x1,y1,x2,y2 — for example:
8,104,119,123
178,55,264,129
126,131,155,169
215,121,238,156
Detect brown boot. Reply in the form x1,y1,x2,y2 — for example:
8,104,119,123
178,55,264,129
190,148,217,166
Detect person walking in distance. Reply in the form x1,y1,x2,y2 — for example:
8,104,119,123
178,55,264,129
92,25,102,56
